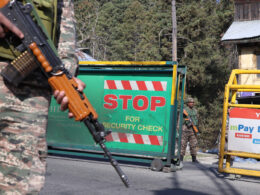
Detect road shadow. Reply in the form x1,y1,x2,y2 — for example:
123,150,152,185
154,188,209,195
153,162,243,195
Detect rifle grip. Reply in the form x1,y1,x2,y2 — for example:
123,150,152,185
48,74,98,121
29,42,53,73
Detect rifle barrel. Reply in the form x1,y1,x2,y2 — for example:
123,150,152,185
84,118,130,188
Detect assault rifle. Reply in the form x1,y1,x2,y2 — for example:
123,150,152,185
0,0,129,187
183,109,199,135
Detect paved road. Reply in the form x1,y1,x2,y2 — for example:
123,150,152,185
40,153,260,195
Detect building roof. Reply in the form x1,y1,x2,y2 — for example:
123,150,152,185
221,20,260,42
75,49,97,61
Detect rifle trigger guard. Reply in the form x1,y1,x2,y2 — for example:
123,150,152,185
51,71,64,76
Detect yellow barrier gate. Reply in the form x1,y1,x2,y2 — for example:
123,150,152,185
219,69,260,177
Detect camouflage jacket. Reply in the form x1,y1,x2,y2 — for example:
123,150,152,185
57,0,78,76
183,106,198,126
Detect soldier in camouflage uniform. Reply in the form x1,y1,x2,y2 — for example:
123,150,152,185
0,0,82,194
180,97,199,163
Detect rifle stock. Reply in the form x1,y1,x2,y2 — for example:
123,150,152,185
0,0,129,187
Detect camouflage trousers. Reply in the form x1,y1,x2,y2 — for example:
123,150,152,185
181,125,198,156
0,62,51,195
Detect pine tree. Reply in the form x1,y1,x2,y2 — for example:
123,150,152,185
176,0,234,148
74,0,235,149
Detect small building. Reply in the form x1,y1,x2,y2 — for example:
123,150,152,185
222,0,260,87
75,48,97,62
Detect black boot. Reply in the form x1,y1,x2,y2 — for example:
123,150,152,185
180,155,184,162
192,155,199,163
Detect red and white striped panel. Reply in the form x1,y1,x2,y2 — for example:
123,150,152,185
104,80,167,91
105,132,163,146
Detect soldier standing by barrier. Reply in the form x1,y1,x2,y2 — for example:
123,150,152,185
180,97,199,164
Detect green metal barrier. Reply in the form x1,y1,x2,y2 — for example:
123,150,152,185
47,61,186,171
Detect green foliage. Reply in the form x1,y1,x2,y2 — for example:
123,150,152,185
74,0,235,149
74,0,172,60
176,0,234,148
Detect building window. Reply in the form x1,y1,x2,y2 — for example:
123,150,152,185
235,1,260,21
257,54,260,78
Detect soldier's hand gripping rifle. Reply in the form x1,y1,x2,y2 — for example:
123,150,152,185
183,109,199,135
0,0,129,188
